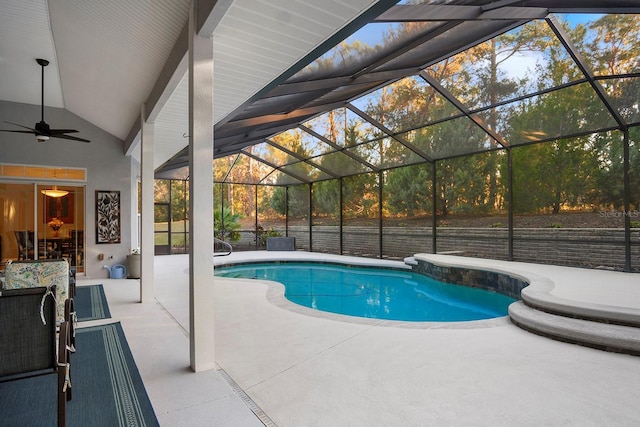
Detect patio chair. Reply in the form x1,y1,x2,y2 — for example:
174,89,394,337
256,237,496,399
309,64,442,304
3,259,73,324
64,297,76,352
0,286,72,427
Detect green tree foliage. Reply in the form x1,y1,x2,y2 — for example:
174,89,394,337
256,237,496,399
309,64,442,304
214,207,242,241
270,184,310,219
511,138,599,214
312,179,340,221
152,179,189,223
269,186,286,216
581,15,640,76
384,165,431,217
170,180,188,222
592,128,640,210
504,15,640,214
343,173,379,220
248,15,639,222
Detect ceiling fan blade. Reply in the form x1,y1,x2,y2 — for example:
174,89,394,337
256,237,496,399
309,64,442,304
6,60,91,142
4,121,38,132
0,129,37,134
49,129,79,135
52,134,91,143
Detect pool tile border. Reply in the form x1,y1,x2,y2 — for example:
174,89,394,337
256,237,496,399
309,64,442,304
410,258,528,300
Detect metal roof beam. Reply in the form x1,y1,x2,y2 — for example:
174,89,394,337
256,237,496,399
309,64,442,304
346,103,434,163
546,15,628,130
216,102,345,135
263,139,340,179
241,150,310,184
375,4,549,22
299,124,380,173
419,71,509,148
353,21,463,80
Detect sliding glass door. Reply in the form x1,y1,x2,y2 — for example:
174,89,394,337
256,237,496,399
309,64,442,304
0,182,85,272
0,183,35,266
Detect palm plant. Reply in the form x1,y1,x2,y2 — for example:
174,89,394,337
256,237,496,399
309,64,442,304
214,207,242,241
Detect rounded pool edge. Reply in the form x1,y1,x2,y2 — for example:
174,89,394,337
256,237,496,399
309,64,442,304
214,255,517,329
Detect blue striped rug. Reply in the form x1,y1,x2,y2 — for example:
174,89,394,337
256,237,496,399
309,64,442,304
0,322,159,427
75,284,111,321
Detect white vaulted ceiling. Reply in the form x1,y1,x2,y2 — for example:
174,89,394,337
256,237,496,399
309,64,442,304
0,0,384,168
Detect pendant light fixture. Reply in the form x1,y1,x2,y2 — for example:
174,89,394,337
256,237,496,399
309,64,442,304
41,186,69,198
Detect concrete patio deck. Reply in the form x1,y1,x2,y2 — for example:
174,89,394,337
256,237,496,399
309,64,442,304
77,252,640,426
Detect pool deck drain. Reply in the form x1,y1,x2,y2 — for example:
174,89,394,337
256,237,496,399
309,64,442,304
219,369,277,427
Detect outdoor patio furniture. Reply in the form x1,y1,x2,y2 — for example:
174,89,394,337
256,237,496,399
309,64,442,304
0,286,72,427
266,237,296,251
3,259,73,324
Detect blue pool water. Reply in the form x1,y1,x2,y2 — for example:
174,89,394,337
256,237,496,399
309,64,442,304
215,262,516,322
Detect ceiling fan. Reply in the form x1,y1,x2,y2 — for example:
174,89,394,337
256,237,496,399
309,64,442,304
0,58,90,143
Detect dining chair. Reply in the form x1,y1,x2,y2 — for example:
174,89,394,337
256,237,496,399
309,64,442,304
13,231,34,260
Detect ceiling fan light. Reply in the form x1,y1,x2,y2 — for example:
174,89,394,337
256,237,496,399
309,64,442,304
41,187,69,198
37,135,50,142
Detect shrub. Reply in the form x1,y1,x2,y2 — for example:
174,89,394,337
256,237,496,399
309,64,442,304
256,226,282,246
214,207,242,241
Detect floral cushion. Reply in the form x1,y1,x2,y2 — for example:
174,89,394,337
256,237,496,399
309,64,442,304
4,260,69,324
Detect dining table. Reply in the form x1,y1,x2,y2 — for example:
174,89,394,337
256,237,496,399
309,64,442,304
38,236,71,259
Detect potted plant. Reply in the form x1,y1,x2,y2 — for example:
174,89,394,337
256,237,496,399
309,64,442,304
127,248,141,279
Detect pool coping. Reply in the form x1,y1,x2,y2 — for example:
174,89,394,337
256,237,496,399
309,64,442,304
413,254,640,327
213,251,640,355
214,252,512,329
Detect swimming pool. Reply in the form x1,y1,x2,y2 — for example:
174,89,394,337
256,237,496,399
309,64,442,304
215,262,517,322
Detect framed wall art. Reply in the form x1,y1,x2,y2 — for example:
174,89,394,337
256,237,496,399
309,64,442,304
44,193,75,224
96,190,121,244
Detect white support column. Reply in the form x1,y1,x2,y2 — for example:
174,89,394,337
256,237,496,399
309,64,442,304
188,1,215,372
130,159,140,252
140,104,155,303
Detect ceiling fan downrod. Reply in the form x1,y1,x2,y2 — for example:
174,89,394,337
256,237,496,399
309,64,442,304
36,58,49,124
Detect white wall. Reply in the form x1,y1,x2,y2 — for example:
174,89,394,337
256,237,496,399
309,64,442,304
0,100,136,278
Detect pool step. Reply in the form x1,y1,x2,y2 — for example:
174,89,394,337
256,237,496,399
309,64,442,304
509,301,640,356
403,257,417,266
